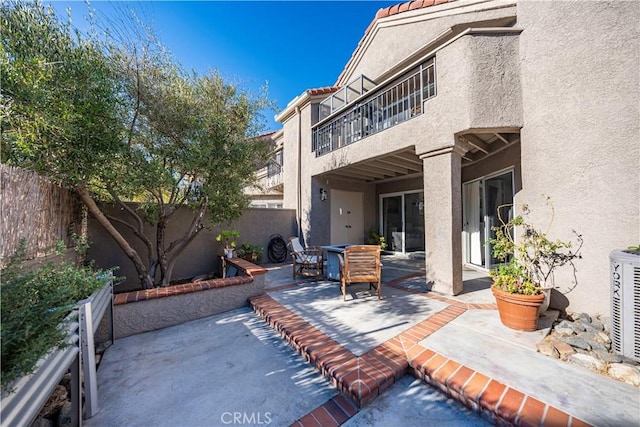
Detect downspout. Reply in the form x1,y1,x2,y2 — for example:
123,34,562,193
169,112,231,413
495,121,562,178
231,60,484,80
296,106,302,239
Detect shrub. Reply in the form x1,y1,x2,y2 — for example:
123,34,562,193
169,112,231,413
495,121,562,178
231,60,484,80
1,241,114,391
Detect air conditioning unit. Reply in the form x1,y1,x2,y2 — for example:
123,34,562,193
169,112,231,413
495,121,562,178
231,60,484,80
610,249,640,362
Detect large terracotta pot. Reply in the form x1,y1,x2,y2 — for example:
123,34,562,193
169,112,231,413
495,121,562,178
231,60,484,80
491,285,545,332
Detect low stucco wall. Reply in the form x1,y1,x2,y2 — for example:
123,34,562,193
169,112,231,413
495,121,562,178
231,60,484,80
98,259,266,339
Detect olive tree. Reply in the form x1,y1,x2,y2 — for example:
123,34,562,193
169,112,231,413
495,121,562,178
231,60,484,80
1,1,271,288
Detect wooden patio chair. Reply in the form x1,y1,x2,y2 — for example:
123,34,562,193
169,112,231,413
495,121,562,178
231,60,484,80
287,237,323,279
337,245,382,301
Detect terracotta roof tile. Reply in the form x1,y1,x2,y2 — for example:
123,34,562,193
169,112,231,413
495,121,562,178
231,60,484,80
307,86,338,96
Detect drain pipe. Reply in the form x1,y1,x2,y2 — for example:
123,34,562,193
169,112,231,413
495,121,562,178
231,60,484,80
296,106,302,240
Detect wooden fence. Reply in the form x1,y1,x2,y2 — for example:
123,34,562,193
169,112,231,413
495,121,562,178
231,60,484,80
0,164,84,264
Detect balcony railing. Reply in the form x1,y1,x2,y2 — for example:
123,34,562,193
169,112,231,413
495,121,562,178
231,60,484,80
312,58,436,157
265,150,283,189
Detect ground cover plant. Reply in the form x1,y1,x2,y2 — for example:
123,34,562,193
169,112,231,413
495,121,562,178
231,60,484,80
0,241,114,391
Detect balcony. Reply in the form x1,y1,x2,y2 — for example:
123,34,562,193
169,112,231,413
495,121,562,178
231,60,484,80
312,58,436,157
265,150,283,190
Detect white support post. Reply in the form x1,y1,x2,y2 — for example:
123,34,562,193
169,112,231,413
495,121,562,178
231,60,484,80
80,301,99,418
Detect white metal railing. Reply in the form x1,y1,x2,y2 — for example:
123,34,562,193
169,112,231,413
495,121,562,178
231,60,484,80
312,58,436,157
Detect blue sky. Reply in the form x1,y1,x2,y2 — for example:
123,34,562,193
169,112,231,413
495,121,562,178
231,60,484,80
49,1,396,131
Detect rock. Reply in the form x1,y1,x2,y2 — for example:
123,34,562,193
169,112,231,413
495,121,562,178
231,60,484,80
597,331,612,345
554,326,575,337
537,341,560,359
31,417,54,427
557,320,585,333
559,336,592,351
582,321,604,332
57,402,73,427
593,349,622,364
550,340,576,360
588,342,609,352
568,353,606,372
608,363,640,387
599,315,611,333
572,312,592,323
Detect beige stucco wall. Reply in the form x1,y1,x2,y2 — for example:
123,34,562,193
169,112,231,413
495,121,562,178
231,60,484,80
277,0,639,314
418,31,523,155
106,275,264,339
343,0,517,84
88,206,296,291
517,0,640,316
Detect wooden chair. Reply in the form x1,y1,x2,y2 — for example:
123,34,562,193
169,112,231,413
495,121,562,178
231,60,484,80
287,237,323,279
337,245,382,301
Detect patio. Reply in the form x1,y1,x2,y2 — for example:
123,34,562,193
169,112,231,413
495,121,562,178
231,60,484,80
87,255,639,426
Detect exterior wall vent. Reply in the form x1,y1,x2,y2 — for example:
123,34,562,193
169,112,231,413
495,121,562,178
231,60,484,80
610,249,640,362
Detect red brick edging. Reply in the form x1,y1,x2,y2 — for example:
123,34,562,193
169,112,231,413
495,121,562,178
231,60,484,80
114,257,266,305
249,277,592,427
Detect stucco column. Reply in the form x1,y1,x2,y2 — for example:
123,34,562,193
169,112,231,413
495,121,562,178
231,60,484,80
420,147,463,295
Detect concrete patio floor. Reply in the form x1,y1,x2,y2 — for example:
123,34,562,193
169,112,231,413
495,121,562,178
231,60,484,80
89,255,639,426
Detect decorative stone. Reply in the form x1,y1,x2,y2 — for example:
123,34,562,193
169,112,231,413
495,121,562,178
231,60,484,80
572,312,592,323
568,353,606,372
560,336,592,351
588,342,609,352
550,340,576,359
593,349,622,364
554,326,574,337
582,321,604,332
608,363,640,387
537,341,560,359
561,320,586,334
597,331,612,345
600,315,612,333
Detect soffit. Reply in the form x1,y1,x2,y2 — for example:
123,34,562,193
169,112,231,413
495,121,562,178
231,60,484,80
320,148,423,184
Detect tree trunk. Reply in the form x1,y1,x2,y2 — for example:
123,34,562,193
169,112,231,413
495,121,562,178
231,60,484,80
75,185,155,289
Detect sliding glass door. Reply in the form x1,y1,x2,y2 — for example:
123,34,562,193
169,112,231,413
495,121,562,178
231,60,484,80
381,191,425,253
463,171,513,269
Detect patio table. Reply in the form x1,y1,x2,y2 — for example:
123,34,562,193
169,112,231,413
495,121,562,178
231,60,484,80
320,244,351,280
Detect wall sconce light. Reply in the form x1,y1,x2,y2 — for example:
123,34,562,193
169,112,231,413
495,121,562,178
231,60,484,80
320,188,328,201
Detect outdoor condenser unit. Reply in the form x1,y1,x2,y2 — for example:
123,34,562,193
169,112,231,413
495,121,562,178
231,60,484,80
610,249,640,362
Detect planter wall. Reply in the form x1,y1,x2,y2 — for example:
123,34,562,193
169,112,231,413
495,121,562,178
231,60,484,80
492,285,545,332
99,258,267,339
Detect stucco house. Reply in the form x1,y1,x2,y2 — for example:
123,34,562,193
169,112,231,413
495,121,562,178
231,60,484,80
270,0,639,316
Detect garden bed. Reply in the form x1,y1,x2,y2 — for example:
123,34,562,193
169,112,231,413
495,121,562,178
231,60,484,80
99,258,267,339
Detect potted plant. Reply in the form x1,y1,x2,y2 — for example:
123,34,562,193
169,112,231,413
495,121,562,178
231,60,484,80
216,230,240,258
236,242,263,263
489,198,583,331
367,229,387,250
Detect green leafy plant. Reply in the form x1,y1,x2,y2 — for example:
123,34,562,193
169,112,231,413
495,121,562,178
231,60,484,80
236,242,263,262
367,229,387,250
2,1,272,288
489,198,583,295
216,230,240,251
1,240,115,391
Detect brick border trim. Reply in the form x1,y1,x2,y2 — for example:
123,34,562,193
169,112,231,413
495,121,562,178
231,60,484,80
251,278,592,427
114,275,254,305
